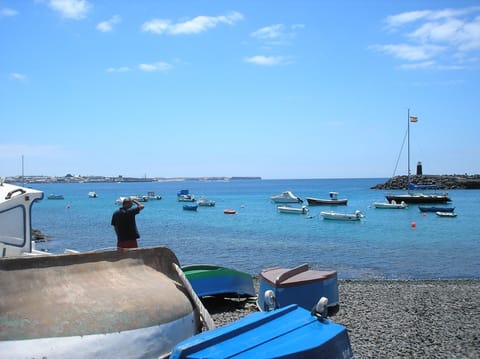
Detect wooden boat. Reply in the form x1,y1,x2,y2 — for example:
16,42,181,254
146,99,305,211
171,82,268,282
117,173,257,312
385,110,451,204
306,192,348,205
47,194,64,200
418,206,455,212
183,204,198,211
257,264,339,314
373,200,407,209
224,209,236,214
197,197,215,207
270,191,303,203
0,246,203,358
436,211,457,217
182,264,255,298
277,205,308,214
1,183,204,357
170,303,354,359
320,210,364,221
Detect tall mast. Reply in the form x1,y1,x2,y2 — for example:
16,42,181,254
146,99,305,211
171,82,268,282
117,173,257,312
407,109,410,181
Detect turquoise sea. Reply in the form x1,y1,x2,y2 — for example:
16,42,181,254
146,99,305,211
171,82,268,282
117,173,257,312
30,178,480,280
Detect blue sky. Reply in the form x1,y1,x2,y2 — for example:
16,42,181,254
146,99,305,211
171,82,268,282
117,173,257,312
1,0,479,179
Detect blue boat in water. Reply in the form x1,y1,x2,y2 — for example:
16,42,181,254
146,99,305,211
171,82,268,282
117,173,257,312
171,302,354,358
418,206,455,213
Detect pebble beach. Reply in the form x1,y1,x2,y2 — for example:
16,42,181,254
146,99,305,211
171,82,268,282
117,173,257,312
207,279,480,358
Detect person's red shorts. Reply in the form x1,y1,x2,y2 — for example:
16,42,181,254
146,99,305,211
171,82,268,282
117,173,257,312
117,240,138,249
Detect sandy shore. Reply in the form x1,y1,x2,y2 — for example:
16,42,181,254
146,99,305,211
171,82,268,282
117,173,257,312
204,279,480,358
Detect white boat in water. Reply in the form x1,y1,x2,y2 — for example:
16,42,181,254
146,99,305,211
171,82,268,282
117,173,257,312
320,210,364,221
277,205,309,214
436,211,457,218
0,182,205,358
373,200,407,209
270,191,303,203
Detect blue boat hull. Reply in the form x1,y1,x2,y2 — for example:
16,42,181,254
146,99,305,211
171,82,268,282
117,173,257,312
258,265,339,314
171,304,354,359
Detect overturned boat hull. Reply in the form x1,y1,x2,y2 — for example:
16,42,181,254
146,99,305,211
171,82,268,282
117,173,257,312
171,304,353,359
0,246,201,358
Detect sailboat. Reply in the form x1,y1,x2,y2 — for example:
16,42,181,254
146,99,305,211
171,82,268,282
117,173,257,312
385,110,451,204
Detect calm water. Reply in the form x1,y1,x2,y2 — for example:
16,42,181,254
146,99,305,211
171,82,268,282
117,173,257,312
30,178,480,280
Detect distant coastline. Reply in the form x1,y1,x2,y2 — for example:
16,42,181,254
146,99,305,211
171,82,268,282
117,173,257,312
372,174,480,190
4,175,262,185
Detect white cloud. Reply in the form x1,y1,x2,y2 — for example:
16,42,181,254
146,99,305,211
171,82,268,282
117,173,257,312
251,24,284,40
97,15,121,32
9,73,27,81
47,0,91,20
244,55,288,66
106,66,131,73
1,8,18,17
374,6,480,70
250,23,304,44
142,11,243,35
138,62,172,72
370,43,445,61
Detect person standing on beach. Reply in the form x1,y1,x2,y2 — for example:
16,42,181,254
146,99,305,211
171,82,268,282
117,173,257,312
111,197,144,249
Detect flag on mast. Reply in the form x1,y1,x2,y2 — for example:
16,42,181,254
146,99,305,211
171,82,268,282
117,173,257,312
409,116,418,122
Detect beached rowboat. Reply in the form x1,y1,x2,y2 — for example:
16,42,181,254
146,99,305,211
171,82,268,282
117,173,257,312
182,264,255,298
0,247,202,358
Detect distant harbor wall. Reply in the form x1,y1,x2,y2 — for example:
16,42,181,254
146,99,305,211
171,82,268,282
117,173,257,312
372,174,480,190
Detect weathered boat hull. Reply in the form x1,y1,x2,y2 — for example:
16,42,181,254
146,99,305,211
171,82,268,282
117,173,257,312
170,304,353,359
257,264,339,314
182,264,255,298
0,246,201,358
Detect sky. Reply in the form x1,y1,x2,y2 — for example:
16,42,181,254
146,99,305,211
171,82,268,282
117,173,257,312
1,0,479,179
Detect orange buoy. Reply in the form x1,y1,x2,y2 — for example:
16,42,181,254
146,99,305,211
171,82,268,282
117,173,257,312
411,222,416,228
422,213,427,217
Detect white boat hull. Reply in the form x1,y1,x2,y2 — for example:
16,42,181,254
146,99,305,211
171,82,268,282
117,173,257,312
320,211,364,221
277,205,308,214
0,313,197,359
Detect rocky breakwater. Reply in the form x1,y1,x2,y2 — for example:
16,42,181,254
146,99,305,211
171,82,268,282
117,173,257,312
371,174,480,190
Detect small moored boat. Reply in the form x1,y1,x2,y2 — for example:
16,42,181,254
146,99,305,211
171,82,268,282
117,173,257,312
146,191,162,200
277,205,309,214
47,194,64,200
436,211,457,217
178,189,195,202
88,191,97,198
373,200,407,209
224,209,236,215
320,210,364,221
182,264,255,298
418,206,455,213
306,192,348,206
197,198,215,207
270,191,303,203
183,204,198,211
